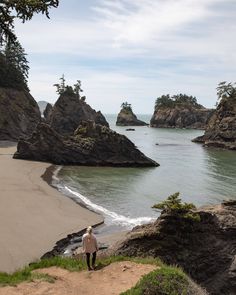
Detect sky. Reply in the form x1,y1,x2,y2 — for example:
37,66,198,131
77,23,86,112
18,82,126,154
15,0,236,114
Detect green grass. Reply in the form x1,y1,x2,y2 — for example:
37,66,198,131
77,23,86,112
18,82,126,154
121,265,189,295
0,255,187,295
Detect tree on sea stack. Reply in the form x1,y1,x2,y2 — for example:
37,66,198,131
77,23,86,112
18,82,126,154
152,192,200,221
121,101,132,111
216,81,236,101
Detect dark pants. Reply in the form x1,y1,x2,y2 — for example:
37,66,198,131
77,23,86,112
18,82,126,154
86,252,96,269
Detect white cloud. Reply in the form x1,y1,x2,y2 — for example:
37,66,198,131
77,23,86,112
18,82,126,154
14,0,236,112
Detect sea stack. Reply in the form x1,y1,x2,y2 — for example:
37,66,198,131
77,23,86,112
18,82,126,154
48,89,109,135
150,94,213,129
116,102,148,126
14,121,159,167
192,85,236,150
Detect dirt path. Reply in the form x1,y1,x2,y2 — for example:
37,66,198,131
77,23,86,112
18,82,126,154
0,261,157,295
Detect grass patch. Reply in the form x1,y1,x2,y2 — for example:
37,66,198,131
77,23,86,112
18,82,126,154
121,265,189,295
0,255,181,294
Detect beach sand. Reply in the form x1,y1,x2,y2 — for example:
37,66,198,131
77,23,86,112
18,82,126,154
0,144,104,273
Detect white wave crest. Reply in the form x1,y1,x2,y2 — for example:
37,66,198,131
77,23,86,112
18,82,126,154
64,186,154,229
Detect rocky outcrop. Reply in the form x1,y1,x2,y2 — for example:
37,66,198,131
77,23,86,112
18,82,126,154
48,92,109,135
150,106,213,129
116,108,148,126
14,121,159,167
114,200,236,295
192,96,236,150
0,87,41,141
43,103,53,121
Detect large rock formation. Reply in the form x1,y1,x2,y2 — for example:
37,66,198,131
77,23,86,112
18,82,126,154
150,105,213,129
0,87,41,141
114,200,236,295
192,96,236,150
14,121,159,167
47,91,109,135
37,100,49,115
116,107,148,126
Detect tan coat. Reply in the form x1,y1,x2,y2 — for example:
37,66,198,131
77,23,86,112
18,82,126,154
82,233,98,253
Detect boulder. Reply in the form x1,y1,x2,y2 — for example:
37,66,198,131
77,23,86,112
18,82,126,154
150,105,213,129
116,108,148,126
114,201,236,295
48,91,109,135
192,96,236,150
14,121,159,167
0,87,41,141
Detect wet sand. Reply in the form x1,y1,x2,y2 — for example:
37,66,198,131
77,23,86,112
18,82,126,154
0,144,103,273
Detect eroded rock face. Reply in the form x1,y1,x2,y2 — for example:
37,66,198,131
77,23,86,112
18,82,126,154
0,87,41,140
14,121,159,167
150,106,213,129
114,201,236,295
116,108,148,126
192,96,236,150
48,92,109,135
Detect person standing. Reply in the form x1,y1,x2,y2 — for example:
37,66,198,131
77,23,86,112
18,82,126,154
82,226,98,271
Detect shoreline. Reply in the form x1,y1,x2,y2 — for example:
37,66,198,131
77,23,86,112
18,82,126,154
0,144,104,273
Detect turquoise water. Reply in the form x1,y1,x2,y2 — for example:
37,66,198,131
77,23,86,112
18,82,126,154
57,114,236,230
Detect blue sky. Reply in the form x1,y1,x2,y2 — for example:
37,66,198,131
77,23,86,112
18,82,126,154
15,0,236,114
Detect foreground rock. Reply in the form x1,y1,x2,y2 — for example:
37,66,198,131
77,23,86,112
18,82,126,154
114,200,236,295
116,107,148,126
192,96,236,150
0,87,41,141
47,91,109,135
14,121,158,167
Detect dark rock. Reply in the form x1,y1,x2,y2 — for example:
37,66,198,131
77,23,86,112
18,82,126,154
114,202,236,295
14,121,159,167
43,102,53,121
48,92,109,135
116,108,148,126
192,96,236,150
0,87,41,141
126,128,135,131
150,105,213,129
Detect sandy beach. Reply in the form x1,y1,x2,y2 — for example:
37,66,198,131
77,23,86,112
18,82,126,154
0,143,104,273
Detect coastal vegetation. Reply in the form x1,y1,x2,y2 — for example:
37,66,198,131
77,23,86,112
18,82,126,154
53,75,86,101
152,192,200,222
0,255,192,295
216,81,236,101
155,94,203,109
121,102,132,112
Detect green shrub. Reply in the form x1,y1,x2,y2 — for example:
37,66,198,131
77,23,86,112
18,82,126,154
121,265,189,295
152,192,200,222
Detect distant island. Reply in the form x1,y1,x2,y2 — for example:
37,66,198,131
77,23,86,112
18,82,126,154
116,102,148,126
150,93,213,129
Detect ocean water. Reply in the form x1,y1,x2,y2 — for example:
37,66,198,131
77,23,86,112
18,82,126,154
56,114,236,232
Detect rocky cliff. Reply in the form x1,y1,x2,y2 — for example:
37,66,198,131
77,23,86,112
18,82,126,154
150,105,213,129
0,87,41,141
114,200,236,295
192,96,236,150
14,121,158,167
47,91,109,135
116,108,148,126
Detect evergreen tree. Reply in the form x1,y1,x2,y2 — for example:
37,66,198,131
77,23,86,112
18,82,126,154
0,0,59,44
3,40,29,86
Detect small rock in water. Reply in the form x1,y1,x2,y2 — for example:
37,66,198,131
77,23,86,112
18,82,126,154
126,128,135,131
